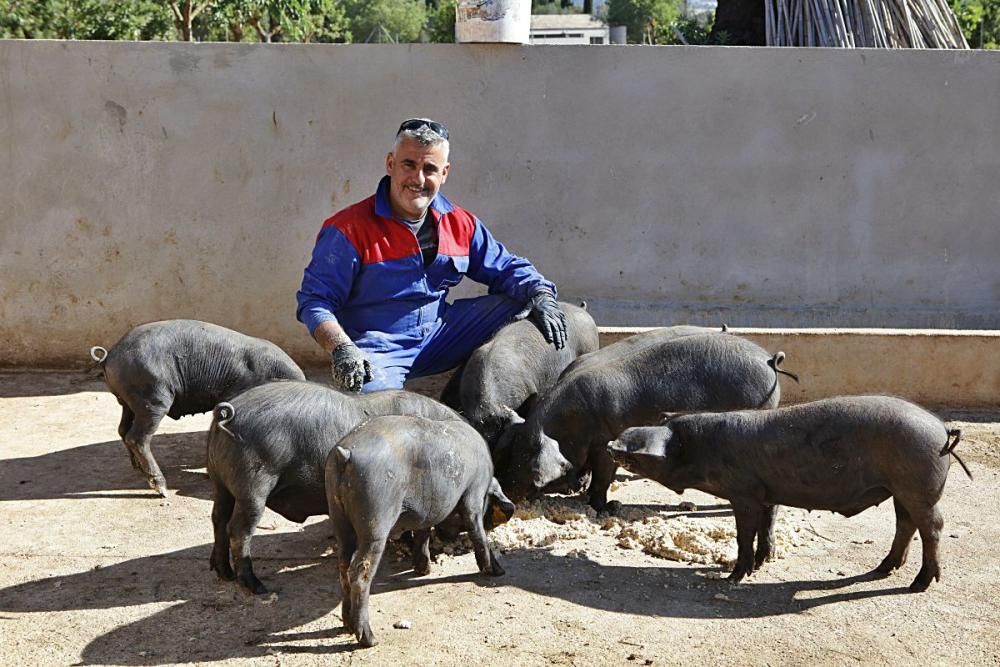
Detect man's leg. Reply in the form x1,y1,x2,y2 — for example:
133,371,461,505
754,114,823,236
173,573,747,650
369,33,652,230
409,294,526,379
355,341,419,393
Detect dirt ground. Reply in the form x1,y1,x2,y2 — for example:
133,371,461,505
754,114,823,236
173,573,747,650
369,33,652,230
1,370,998,667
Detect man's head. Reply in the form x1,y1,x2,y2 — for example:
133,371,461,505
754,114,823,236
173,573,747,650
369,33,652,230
386,118,451,221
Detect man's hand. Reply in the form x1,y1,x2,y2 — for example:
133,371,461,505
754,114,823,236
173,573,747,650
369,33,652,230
526,290,568,350
330,342,373,393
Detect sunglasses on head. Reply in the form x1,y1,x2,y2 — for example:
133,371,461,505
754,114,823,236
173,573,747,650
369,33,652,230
396,118,449,141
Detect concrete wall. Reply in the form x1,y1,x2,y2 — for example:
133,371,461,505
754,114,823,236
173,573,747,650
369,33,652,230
1,41,998,369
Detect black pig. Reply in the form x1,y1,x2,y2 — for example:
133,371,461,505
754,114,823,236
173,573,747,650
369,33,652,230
206,380,462,595
609,395,971,591
90,319,304,495
440,302,599,447
327,415,514,647
500,331,797,513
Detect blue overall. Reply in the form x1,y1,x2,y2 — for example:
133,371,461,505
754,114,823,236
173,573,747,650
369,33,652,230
296,177,555,391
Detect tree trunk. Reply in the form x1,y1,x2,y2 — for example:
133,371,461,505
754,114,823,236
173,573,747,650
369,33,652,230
711,0,766,44
584,0,593,13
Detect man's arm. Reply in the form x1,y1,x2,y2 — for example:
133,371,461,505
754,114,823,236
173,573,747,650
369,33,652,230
465,218,557,303
466,218,566,348
312,320,353,354
296,226,372,391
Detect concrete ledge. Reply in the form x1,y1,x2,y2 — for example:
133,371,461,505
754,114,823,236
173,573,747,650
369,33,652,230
597,328,1000,410
5,328,997,411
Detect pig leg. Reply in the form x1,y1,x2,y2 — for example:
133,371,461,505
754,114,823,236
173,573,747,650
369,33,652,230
875,497,917,576
460,495,504,576
229,493,270,595
349,530,390,648
754,505,779,569
411,529,432,576
909,504,944,593
587,449,621,516
327,506,357,629
729,503,762,583
209,480,236,581
123,407,168,496
116,403,140,469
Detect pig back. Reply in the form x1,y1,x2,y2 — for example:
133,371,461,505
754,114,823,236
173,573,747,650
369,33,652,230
675,396,953,513
459,302,598,427
330,416,492,529
104,319,304,418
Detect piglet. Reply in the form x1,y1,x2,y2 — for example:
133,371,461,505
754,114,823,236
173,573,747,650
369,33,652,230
326,415,514,647
90,319,304,495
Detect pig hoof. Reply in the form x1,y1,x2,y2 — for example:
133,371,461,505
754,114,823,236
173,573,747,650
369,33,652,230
727,567,749,583
874,557,901,575
485,561,505,577
596,501,622,518
146,476,167,496
210,561,236,581
413,561,431,576
754,548,774,569
909,566,939,593
358,627,378,648
238,576,268,596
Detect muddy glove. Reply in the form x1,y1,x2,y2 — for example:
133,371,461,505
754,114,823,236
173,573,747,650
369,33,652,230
330,342,373,393
524,290,567,350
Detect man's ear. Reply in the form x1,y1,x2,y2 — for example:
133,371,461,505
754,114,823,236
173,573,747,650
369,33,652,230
440,162,450,184
385,151,394,175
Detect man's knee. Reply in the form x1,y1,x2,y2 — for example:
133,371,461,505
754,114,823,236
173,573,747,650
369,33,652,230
361,365,407,392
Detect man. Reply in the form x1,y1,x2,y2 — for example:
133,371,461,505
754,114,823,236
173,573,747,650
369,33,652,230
296,117,567,393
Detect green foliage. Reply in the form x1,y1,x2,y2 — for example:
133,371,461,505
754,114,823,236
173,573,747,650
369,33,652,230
605,0,682,43
950,0,1000,48
662,12,728,44
198,0,349,42
342,0,427,42
0,0,173,39
533,1,580,14
425,0,455,42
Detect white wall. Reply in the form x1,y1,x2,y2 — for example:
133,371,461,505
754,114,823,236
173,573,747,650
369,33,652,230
1,41,998,366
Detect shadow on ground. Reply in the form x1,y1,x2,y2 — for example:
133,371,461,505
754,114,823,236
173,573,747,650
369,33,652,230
0,370,106,398
0,520,913,665
0,432,212,501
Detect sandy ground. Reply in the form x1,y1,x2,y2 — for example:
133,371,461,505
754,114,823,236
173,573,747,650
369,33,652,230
1,370,998,666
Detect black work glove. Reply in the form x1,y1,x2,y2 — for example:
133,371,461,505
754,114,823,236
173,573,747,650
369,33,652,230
524,290,568,350
330,342,373,393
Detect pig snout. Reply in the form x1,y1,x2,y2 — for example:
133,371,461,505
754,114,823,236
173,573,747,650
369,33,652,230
532,442,573,488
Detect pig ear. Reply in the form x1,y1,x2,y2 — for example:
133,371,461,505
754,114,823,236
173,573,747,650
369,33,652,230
500,405,525,427
516,393,539,416
659,411,680,425
333,446,351,467
488,477,516,524
662,429,685,459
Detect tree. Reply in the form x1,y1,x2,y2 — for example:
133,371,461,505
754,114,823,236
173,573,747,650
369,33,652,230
1,0,173,39
425,0,455,42
950,0,1000,47
202,0,349,42
605,0,681,43
342,0,427,42
167,0,214,41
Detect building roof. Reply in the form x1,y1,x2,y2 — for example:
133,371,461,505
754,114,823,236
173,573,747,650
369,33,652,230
530,14,607,31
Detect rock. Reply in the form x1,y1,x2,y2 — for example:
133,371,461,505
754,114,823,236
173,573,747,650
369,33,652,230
677,501,697,511
393,619,413,630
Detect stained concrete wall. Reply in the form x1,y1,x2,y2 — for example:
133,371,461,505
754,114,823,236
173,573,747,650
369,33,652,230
1,41,998,373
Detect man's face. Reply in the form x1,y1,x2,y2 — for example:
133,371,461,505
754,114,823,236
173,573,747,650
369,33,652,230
385,137,450,221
